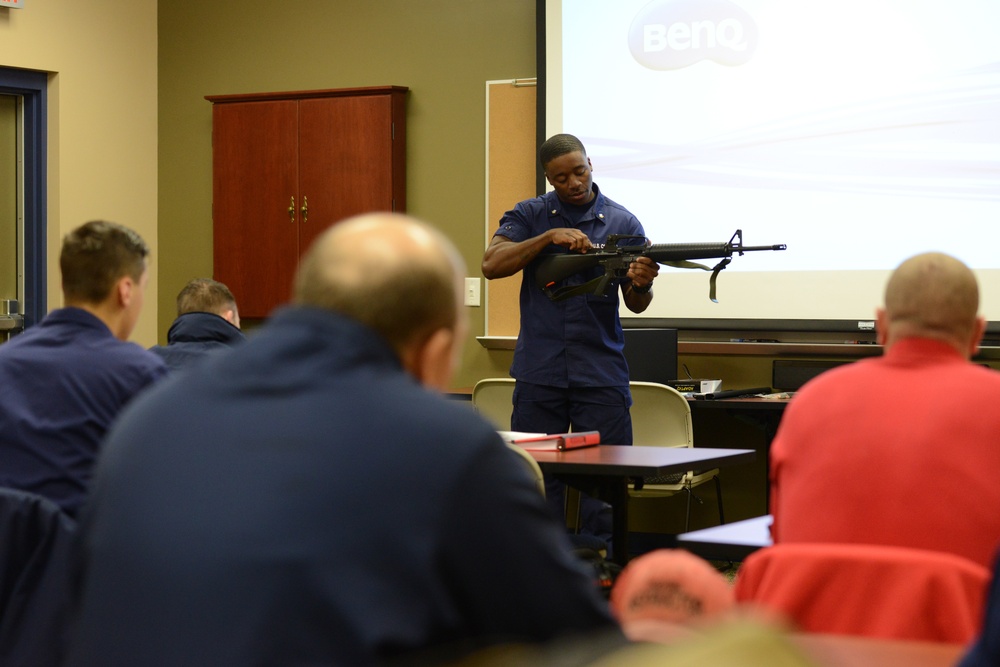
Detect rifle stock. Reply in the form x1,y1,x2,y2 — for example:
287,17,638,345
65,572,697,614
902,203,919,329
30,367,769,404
535,230,786,302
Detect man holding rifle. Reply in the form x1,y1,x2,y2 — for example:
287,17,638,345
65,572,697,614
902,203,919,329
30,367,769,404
482,133,658,554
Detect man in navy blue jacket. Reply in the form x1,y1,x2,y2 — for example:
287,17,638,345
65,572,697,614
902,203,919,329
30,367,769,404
150,277,246,371
0,220,166,517
66,213,618,666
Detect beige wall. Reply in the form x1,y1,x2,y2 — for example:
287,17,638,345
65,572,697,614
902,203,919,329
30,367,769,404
158,0,535,388
0,0,160,345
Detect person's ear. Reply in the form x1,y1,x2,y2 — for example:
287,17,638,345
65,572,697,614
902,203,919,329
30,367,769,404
406,327,456,391
116,276,134,308
875,308,888,346
222,308,239,327
969,315,987,358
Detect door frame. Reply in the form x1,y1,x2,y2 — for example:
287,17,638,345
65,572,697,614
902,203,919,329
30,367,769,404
0,67,47,328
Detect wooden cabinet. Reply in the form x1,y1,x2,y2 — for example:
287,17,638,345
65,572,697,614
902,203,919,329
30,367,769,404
206,86,407,318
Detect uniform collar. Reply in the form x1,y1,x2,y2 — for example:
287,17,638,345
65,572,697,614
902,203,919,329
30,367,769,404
545,182,608,228
166,311,246,345
44,307,113,335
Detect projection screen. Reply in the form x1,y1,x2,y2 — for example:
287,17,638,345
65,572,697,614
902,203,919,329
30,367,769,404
542,0,1000,329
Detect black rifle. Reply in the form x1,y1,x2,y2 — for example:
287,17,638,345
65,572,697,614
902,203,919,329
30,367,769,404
535,229,786,302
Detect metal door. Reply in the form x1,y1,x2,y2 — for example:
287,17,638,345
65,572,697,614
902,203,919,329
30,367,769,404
0,93,22,342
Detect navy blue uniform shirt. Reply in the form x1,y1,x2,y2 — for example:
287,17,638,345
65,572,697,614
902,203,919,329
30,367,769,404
494,184,645,388
0,307,167,516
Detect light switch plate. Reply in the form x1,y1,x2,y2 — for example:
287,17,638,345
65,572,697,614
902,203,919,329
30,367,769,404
464,277,481,307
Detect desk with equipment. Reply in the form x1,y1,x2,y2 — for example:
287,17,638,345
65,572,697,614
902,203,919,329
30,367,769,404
527,445,756,565
687,395,789,518
623,328,790,524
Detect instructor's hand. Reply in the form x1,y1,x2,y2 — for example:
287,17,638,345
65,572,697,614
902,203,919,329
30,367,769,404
628,256,659,289
549,228,593,253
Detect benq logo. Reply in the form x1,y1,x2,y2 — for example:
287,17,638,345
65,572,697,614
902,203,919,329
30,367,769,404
628,0,758,71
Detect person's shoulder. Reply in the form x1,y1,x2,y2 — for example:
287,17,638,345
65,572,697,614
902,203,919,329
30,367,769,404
965,359,1000,377
598,192,638,221
408,387,496,428
961,360,1000,393
601,201,639,225
394,386,501,445
0,326,37,355
99,369,190,450
598,193,628,211
147,343,196,373
593,186,634,214
0,311,68,352
114,337,164,359
507,193,553,217
110,340,169,376
497,195,556,240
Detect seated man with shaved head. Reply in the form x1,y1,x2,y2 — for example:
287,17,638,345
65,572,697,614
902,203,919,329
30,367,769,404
65,213,618,667
769,252,1000,568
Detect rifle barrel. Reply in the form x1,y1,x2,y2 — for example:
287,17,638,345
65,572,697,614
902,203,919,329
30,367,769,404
645,242,732,262
740,244,787,252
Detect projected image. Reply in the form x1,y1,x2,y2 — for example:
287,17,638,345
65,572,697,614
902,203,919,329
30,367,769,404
548,0,1000,321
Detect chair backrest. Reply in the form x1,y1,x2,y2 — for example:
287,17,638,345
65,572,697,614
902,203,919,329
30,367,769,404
734,542,991,643
0,487,78,667
629,381,692,449
471,378,516,430
506,444,546,498
960,549,1000,666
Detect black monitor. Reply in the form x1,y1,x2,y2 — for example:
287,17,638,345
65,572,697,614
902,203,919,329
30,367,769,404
771,359,848,392
623,328,678,384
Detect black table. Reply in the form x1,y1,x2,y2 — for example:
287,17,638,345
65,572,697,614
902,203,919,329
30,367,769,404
688,397,790,512
688,396,788,426
528,445,756,564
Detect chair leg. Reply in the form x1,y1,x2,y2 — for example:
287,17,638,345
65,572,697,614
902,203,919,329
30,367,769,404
683,487,693,533
573,489,582,533
714,475,725,525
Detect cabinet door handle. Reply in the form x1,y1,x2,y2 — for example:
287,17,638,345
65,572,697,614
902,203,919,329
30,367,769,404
301,196,309,223
288,196,296,222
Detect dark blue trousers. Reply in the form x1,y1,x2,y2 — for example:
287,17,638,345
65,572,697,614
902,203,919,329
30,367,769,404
511,382,632,555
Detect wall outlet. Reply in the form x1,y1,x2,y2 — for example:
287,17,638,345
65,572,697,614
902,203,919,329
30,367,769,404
464,277,481,307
